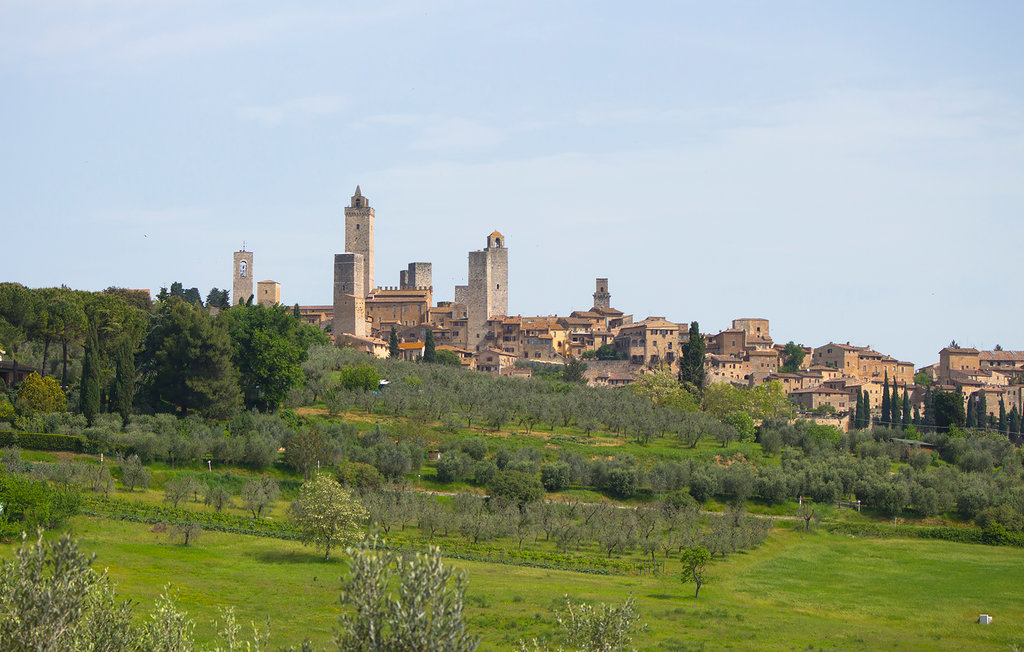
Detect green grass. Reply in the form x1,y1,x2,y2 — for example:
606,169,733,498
39,516,1024,650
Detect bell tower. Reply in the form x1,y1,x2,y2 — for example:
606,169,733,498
232,247,253,306
344,186,374,297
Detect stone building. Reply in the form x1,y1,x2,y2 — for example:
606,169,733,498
465,231,508,350
232,249,253,306
365,286,433,334
333,253,367,338
399,262,432,291
344,187,374,298
298,305,333,329
593,278,611,309
256,280,280,305
614,317,686,367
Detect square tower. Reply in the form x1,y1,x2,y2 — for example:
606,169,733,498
400,262,433,290
256,280,281,305
593,277,611,309
344,186,374,297
467,231,508,348
333,253,367,339
232,250,253,306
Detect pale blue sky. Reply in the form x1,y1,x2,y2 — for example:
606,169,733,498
2,1,1022,367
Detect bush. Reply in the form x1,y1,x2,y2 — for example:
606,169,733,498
435,453,470,483
488,470,544,505
540,462,571,492
0,433,85,453
604,466,639,499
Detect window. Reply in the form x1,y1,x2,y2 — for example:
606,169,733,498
356,224,360,230
239,261,247,278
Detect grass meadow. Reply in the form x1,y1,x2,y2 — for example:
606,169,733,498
53,515,1024,651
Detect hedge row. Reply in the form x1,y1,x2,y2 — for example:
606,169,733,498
822,521,1024,547
0,432,86,452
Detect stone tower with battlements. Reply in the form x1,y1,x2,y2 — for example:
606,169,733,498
466,231,508,349
400,262,432,291
593,277,611,309
232,249,254,306
333,253,367,339
344,186,374,297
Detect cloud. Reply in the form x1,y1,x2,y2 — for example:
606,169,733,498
238,94,348,127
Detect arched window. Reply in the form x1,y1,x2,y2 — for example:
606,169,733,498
240,261,248,278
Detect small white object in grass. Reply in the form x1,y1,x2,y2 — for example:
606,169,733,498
978,614,992,625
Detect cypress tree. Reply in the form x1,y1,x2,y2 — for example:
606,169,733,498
388,326,400,359
1010,405,1021,438
79,316,101,427
854,391,863,429
423,329,437,363
913,405,921,425
977,391,988,430
923,387,935,429
999,399,1007,434
862,390,871,429
965,394,976,428
890,381,901,428
901,390,910,430
113,338,135,427
880,372,890,427
680,321,707,392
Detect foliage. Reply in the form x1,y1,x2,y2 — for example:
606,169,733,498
0,531,137,652
0,432,85,452
340,364,381,392
79,317,101,426
113,339,136,427
289,474,367,560
779,341,805,374
140,297,241,419
680,546,711,598
14,372,66,415
0,473,82,538
242,477,279,519
679,322,706,390
119,454,152,492
488,470,545,505
336,540,478,652
563,358,588,384
628,368,699,411
226,303,325,411
934,391,966,433
543,595,642,652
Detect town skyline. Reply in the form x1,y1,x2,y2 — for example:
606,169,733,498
4,2,1023,367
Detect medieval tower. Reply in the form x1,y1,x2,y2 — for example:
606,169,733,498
333,253,367,339
232,249,253,306
344,186,374,297
466,231,508,348
593,277,611,309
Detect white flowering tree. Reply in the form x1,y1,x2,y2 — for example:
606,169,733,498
290,474,367,561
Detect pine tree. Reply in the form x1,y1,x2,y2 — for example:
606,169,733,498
113,339,135,428
999,399,1007,434
388,326,400,359
79,316,100,426
423,329,437,363
901,390,910,430
880,372,890,427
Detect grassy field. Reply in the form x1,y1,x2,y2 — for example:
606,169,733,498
50,516,1024,651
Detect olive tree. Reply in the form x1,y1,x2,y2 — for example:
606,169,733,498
336,541,477,651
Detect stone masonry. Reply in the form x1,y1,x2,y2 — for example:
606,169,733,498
399,262,432,290
232,250,253,306
333,253,366,338
466,231,508,349
593,277,610,309
344,186,374,297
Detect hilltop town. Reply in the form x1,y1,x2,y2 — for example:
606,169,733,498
221,187,1023,437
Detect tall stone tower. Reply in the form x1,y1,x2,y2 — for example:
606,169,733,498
400,262,433,290
344,186,374,297
593,277,611,309
333,253,367,339
467,231,508,348
232,249,253,306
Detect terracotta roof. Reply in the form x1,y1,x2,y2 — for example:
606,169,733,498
981,350,1024,361
940,347,980,354
398,342,424,350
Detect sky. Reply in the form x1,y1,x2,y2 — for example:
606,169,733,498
2,1,1023,368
